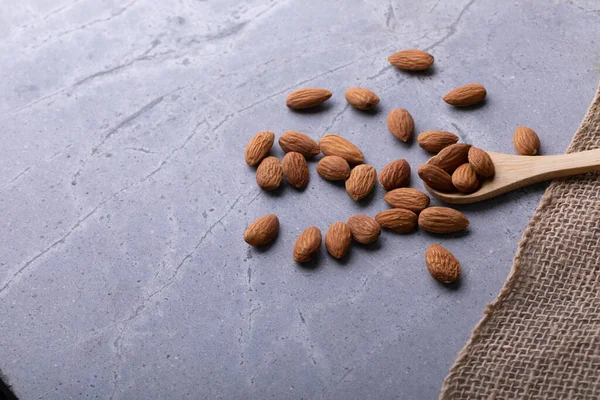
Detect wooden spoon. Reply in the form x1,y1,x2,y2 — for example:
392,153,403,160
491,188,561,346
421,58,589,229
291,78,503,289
425,149,600,204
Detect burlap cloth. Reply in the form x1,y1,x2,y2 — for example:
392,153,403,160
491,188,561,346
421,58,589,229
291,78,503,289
439,84,600,400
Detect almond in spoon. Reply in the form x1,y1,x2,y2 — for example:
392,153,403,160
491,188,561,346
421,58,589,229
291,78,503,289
417,164,456,192
452,163,479,193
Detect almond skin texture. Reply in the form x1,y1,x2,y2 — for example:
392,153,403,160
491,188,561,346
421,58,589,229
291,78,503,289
244,214,279,246
426,244,460,283
245,131,275,166
375,209,418,233
514,126,540,155
378,159,411,191
282,152,309,189
429,143,471,173
417,164,456,192
325,222,352,259
256,156,283,191
279,131,320,158
418,207,469,234
417,130,459,153
347,214,381,244
293,226,322,263
319,134,364,164
388,49,434,71
286,88,332,109
346,164,377,201
468,147,495,178
383,188,430,213
316,156,351,181
443,83,487,107
345,87,380,110
387,108,414,142
452,163,480,193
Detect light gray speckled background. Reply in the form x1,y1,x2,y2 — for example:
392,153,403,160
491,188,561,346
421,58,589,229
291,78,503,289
1,0,599,399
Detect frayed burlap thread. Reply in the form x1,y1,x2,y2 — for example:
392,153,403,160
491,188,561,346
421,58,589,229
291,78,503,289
440,84,600,400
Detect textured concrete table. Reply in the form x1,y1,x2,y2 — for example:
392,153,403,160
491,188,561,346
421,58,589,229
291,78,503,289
1,0,599,398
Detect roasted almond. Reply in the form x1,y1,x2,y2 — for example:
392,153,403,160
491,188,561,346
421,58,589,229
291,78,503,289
417,130,459,153
443,83,487,107
388,49,434,71
452,163,479,193
256,156,283,191
378,159,411,191
347,214,381,244
293,226,322,263
346,164,377,201
468,147,495,178
281,152,309,189
325,222,352,259
375,209,418,233
319,134,364,164
417,164,455,192
513,126,540,156
426,244,460,283
418,207,469,234
244,214,279,246
316,156,351,181
428,143,471,173
245,131,275,166
345,87,380,110
279,131,320,158
286,88,332,109
387,108,414,142
383,188,430,213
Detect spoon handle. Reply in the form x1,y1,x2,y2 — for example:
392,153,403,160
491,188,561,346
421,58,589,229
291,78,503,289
525,148,600,180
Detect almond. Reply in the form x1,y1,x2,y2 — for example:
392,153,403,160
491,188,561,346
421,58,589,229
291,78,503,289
316,156,351,181
256,156,283,191
378,159,411,191
388,49,434,71
244,214,279,246
245,131,275,166
443,83,487,107
418,207,469,234
347,214,381,244
375,209,418,233
428,143,471,173
286,88,332,109
279,131,320,158
468,147,495,178
513,126,540,155
383,188,430,213
417,164,455,192
282,152,309,189
346,164,377,201
344,87,380,110
293,226,322,263
452,163,480,193
417,130,459,153
325,222,352,259
319,134,364,164
387,108,414,142
426,244,460,283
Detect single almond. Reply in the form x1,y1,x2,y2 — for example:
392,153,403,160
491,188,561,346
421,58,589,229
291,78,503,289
468,147,495,178
346,164,377,201
293,226,322,263
387,108,414,142
347,214,381,244
443,83,487,107
426,244,460,283
418,207,469,234
282,152,309,189
513,126,540,156
375,209,418,233
325,222,352,259
428,143,471,173
378,159,411,191
245,131,275,166
256,156,283,191
316,156,351,181
286,88,332,109
452,163,479,193
388,49,434,71
417,164,455,192
319,134,364,164
417,130,459,153
279,131,320,158
383,188,430,213
244,214,279,246
345,87,380,110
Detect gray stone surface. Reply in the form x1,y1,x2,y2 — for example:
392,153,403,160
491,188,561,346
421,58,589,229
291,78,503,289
0,0,599,398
